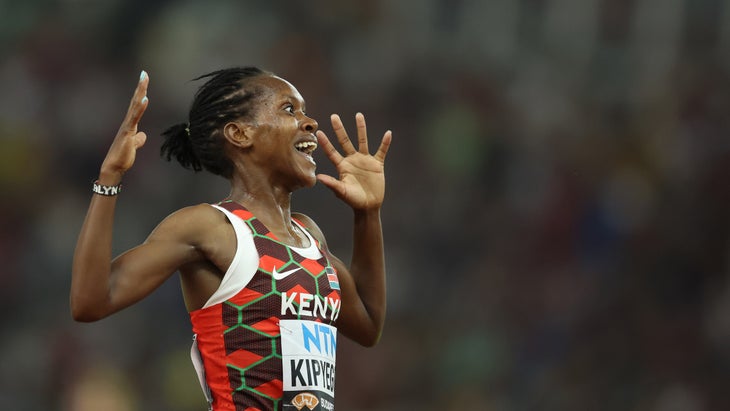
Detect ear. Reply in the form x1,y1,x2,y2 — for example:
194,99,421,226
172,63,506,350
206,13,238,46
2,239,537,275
223,121,254,149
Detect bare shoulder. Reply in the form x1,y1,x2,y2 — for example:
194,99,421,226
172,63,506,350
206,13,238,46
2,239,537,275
165,203,227,224
147,203,230,245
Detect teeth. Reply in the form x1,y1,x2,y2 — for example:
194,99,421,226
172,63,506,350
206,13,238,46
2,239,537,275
294,141,317,154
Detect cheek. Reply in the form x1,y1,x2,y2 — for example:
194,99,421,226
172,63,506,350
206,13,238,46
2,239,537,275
249,100,274,122
253,109,286,132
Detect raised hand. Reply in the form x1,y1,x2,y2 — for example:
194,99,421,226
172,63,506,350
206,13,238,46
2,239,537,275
316,113,392,211
99,71,150,183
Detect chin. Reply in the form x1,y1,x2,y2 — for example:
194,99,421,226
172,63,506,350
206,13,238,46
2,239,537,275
302,174,317,188
290,173,317,191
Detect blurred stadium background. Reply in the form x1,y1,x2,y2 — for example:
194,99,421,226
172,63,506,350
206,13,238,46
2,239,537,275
1,0,729,410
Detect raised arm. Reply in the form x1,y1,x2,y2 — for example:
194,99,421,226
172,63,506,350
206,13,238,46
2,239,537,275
70,72,201,322
313,113,392,346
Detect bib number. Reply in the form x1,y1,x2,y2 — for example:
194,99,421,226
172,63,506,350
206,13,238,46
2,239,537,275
280,319,337,410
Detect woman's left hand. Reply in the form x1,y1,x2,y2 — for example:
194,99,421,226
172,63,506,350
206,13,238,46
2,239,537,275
316,113,392,211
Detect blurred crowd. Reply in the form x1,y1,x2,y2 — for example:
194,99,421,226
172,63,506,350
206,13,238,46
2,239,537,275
1,0,729,410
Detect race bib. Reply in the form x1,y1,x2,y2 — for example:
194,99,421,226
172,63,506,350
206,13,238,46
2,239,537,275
280,319,336,410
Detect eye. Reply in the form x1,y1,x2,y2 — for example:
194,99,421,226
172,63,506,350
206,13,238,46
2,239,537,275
284,104,295,114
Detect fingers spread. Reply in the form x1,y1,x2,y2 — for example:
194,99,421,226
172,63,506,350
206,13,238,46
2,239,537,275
355,112,368,154
123,71,150,132
330,114,357,155
316,130,343,165
322,111,391,169
374,130,392,163
128,96,149,130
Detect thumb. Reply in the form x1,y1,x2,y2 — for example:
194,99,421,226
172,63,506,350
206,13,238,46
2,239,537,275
133,132,147,149
317,174,344,196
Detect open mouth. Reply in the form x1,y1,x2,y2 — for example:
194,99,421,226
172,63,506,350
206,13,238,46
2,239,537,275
294,141,317,156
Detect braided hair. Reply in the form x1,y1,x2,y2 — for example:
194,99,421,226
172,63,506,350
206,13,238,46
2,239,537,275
160,66,271,178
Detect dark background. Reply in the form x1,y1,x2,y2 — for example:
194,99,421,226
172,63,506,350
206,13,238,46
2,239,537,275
1,1,729,410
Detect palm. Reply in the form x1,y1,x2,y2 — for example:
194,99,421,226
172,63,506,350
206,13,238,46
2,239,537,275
334,152,385,209
100,72,149,178
316,113,392,211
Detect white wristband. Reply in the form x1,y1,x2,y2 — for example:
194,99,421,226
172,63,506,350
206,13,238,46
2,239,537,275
92,180,122,196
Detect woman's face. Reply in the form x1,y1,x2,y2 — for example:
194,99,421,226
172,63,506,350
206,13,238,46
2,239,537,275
244,75,320,189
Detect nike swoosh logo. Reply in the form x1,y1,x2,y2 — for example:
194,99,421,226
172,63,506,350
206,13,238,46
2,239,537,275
272,266,301,280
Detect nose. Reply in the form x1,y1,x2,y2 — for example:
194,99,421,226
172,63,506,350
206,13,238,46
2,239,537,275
300,115,318,133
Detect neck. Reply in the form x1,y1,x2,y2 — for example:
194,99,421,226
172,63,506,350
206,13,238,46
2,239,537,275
227,174,294,229
225,183,310,248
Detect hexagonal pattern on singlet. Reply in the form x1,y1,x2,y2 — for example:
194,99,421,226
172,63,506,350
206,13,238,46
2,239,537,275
213,202,341,410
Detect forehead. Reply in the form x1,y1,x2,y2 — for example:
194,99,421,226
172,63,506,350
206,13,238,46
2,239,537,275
253,75,305,104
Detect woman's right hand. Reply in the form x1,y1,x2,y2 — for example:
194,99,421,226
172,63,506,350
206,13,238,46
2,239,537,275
99,70,150,183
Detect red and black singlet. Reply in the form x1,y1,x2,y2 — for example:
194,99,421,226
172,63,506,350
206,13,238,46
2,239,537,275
190,201,341,411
